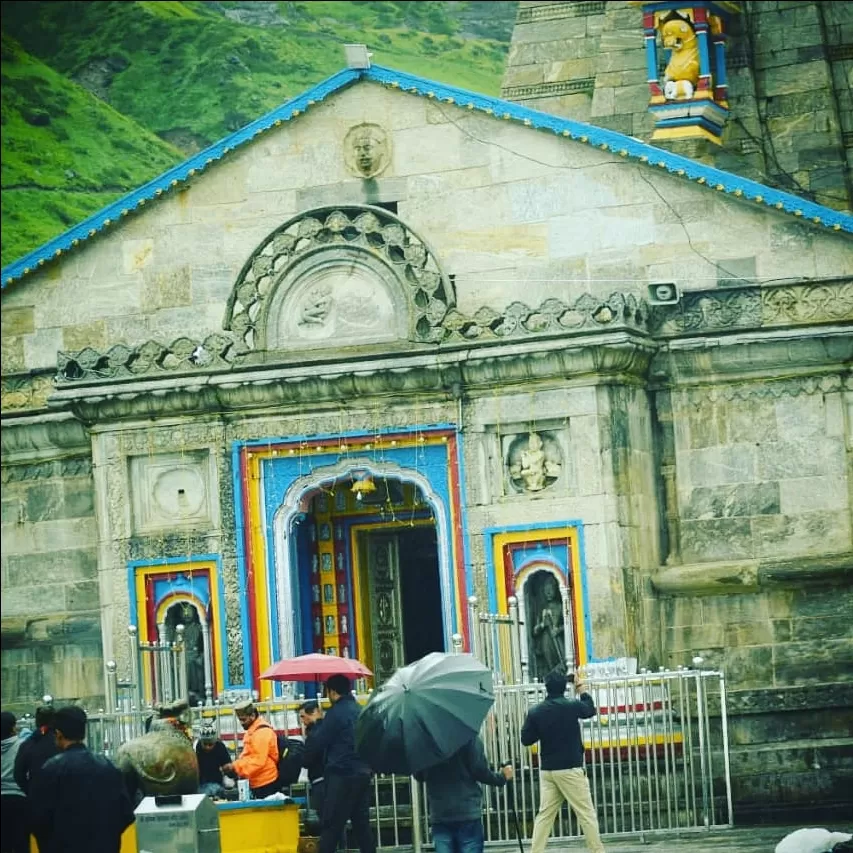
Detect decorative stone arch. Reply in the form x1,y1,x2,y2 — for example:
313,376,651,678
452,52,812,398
271,457,455,671
223,205,456,353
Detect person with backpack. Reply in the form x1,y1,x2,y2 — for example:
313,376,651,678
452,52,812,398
222,700,279,800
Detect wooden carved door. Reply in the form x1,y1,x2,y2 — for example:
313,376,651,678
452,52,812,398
366,532,404,684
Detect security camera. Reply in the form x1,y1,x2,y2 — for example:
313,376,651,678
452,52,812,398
647,282,680,305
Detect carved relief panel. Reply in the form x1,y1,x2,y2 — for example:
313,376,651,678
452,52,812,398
505,431,564,494
267,249,404,350
129,450,219,534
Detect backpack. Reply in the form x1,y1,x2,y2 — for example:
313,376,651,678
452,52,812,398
262,726,305,790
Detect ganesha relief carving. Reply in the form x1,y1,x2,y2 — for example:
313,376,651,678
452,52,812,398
506,431,563,494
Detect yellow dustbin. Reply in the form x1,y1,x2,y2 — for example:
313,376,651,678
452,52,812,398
217,799,300,853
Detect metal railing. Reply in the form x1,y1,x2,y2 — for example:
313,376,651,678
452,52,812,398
83,667,730,847
473,669,733,846
83,619,730,849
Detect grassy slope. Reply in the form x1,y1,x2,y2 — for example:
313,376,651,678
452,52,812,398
1,0,514,266
1,34,184,266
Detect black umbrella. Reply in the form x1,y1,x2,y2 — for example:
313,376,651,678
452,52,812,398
355,651,495,775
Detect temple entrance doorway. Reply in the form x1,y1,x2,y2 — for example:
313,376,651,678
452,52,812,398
292,475,447,686
358,525,444,684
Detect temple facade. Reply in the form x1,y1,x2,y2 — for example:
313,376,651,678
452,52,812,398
1,57,851,820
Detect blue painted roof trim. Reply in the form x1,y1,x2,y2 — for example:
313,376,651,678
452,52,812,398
3,63,850,289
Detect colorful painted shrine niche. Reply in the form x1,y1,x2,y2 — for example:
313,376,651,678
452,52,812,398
303,480,429,661
487,527,590,682
635,1,740,143
130,559,227,703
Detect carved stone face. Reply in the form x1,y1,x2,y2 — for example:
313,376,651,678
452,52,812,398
344,123,390,178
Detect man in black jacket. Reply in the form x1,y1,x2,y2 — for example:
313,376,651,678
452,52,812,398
303,675,376,853
521,669,605,853
415,735,512,853
29,705,135,853
14,705,59,795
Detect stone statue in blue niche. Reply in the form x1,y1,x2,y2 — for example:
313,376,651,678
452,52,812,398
525,572,567,681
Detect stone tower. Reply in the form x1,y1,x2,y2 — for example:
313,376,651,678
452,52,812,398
502,0,852,211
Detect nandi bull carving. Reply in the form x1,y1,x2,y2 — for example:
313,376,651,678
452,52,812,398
115,701,199,803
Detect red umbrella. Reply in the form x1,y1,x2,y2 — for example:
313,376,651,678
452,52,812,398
260,653,373,683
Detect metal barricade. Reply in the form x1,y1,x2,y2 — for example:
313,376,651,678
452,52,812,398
472,669,733,846
86,631,730,850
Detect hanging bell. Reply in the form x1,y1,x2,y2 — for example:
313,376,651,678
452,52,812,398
351,474,376,501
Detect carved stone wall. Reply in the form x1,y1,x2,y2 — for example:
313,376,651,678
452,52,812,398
503,1,853,211
0,448,104,710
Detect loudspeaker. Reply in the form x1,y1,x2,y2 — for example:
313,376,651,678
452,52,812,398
647,282,680,305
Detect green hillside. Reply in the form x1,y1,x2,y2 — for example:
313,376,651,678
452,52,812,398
0,34,184,267
1,1,516,266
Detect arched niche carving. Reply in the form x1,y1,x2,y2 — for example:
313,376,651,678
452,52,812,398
224,206,455,353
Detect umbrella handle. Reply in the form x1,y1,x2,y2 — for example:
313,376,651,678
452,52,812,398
509,798,525,853
501,763,525,853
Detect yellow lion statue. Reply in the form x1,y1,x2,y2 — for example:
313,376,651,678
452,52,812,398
661,17,700,100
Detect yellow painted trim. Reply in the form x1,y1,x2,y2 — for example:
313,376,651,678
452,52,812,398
490,526,588,666
652,125,723,144
247,452,273,699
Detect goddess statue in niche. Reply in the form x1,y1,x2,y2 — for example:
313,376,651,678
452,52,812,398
508,432,562,493
525,572,567,681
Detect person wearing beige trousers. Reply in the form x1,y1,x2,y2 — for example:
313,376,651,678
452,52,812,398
521,669,606,853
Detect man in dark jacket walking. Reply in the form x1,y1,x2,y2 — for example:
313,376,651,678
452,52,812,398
415,734,512,853
521,669,605,853
303,675,376,853
14,705,59,795
29,706,135,853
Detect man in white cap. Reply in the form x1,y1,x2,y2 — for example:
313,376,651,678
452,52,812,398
222,700,279,799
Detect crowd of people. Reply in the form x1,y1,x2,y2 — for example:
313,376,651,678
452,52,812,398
0,667,605,853
1,704,135,853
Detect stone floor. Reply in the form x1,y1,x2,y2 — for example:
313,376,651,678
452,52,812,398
488,824,852,852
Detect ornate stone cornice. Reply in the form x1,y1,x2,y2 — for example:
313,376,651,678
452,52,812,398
502,79,595,101
727,683,853,715
653,552,852,596
0,282,844,426
515,2,606,24
0,412,90,462
48,333,656,423
651,278,853,338
678,373,849,407
653,331,853,388
54,291,650,386
441,291,649,342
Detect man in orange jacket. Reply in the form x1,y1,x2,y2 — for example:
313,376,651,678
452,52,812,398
222,700,279,799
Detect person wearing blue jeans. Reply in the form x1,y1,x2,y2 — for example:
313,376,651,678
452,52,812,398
415,735,513,853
